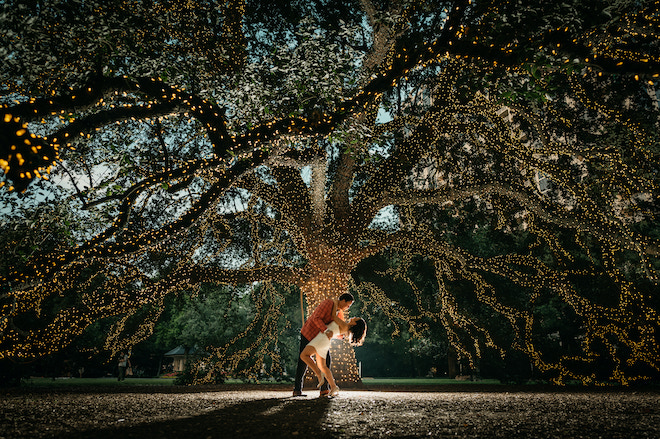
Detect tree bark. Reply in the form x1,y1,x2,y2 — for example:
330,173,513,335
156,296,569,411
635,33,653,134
447,346,458,379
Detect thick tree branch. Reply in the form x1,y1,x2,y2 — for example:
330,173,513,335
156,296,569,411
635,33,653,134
270,165,313,235
328,151,356,227
183,264,308,287
347,107,453,234
309,156,328,226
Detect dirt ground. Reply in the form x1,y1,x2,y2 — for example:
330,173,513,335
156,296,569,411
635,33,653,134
1,383,659,438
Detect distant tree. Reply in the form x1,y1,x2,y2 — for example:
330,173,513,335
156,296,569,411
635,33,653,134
1,0,658,384
151,282,302,379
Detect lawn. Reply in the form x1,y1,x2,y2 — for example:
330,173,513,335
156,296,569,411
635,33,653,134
361,377,501,385
23,377,177,387
22,376,501,387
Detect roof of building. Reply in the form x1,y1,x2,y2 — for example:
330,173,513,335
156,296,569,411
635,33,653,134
164,345,208,357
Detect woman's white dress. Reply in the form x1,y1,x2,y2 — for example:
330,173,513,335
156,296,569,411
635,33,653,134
307,321,339,359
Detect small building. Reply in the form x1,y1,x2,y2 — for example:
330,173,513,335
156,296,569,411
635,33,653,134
163,345,207,372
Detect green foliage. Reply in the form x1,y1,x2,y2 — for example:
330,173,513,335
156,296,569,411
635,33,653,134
155,285,250,349
150,283,302,379
174,360,226,385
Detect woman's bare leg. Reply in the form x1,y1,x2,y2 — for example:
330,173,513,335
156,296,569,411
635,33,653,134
317,357,337,391
300,346,324,383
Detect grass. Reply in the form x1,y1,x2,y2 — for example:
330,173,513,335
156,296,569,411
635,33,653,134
361,377,501,385
23,377,177,387
21,376,501,388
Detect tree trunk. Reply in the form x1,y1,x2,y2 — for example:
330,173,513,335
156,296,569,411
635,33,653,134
299,252,362,387
447,346,458,378
328,338,361,387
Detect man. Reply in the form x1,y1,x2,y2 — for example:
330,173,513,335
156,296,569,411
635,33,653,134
117,351,131,381
293,292,354,397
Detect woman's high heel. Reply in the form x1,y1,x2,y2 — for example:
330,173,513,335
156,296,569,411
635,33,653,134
317,373,326,389
329,386,339,397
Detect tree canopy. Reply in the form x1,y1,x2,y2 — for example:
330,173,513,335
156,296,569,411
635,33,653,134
1,0,659,384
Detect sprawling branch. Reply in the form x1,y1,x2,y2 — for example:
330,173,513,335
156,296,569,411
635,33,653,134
4,149,270,285
386,182,660,256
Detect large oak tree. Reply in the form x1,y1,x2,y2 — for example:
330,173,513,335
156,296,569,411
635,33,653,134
1,0,658,384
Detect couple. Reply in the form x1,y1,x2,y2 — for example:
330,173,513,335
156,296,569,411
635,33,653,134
293,292,367,397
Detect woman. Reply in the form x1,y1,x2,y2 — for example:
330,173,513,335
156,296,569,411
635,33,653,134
300,299,367,397
117,351,131,381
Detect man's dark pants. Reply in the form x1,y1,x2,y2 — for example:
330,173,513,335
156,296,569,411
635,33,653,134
294,334,331,393
118,366,126,381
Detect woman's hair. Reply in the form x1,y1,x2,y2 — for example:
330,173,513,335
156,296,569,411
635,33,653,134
348,318,367,346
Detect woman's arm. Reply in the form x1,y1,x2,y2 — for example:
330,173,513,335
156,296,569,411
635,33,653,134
332,308,350,334
323,300,340,339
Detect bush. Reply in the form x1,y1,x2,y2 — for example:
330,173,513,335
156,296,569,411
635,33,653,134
0,359,26,387
174,362,226,385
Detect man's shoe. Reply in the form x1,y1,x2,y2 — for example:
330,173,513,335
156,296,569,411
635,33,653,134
292,390,306,397
319,389,329,397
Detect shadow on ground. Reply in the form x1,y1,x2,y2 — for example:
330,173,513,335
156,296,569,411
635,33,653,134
3,384,659,438
53,395,333,439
